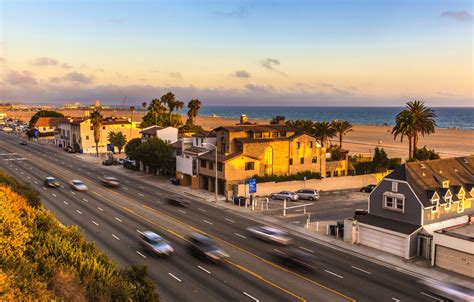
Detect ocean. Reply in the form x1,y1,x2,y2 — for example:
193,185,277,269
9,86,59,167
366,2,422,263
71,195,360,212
196,106,474,130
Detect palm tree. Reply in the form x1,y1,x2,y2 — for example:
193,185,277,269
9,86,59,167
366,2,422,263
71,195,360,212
108,131,127,154
186,99,202,125
142,102,147,109
148,98,166,124
90,108,104,157
331,120,353,149
286,119,314,133
312,121,336,147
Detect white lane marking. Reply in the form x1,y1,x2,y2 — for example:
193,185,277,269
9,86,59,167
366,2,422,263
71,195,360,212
295,209,304,212
178,209,186,214
83,198,88,203
112,234,120,240
20,171,24,174
203,220,213,225
197,266,211,274
92,221,99,226
122,186,129,190
52,193,57,197
420,292,443,301
138,193,144,197
115,217,122,222
351,266,371,275
76,210,82,215
290,221,300,224
156,192,162,195
42,187,47,190
198,208,207,212
63,201,69,205
136,229,143,234
243,292,259,302
324,270,343,278
97,207,104,211
299,246,314,253
392,298,400,302
34,181,38,184
234,233,247,239
225,218,235,223
139,185,144,189
70,191,75,195
136,251,147,259
168,273,182,282
27,176,31,179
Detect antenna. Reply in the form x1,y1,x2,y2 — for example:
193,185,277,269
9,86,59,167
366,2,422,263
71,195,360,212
122,96,127,108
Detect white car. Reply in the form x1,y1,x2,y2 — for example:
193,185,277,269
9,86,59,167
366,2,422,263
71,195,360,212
139,231,174,256
69,180,88,191
246,226,292,245
270,191,299,201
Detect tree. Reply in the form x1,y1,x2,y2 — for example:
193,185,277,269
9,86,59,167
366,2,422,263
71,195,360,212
331,120,353,149
108,131,127,154
125,138,142,160
141,102,147,109
186,99,202,125
270,116,285,125
373,147,389,172
29,110,64,127
285,119,314,133
89,108,103,157
161,92,184,125
413,146,440,161
135,137,174,175
312,121,336,147
141,93,183,128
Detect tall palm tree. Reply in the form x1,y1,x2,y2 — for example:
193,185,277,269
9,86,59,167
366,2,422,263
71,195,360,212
286,119,314,133
331,120,353,149
142,102,147,109
392,109,416,160
186,99,202,125
312,121,336,147
148,98,166,124
90,108,104,157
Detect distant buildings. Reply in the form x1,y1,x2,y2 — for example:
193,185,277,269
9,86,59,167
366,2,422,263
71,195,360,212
140,125,178,144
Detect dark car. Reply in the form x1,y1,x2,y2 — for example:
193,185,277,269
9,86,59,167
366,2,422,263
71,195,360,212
20,141,27,146
188,233,229,263
170,177,180,185
44,177,60,188
360,184,376,193
272,248,317,271
167,195,190,207
102,159,117,166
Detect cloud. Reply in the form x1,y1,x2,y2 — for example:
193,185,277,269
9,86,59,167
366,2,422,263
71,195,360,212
234,70,251,78
441,10,472,22
63,72,95,84
32,57,58,66
215,6,249,18
319,82,354,96
4,70,38,86
62,63,72,69
245,84,273,93
169,72,182,79
437,91,458,97
261,58,286,76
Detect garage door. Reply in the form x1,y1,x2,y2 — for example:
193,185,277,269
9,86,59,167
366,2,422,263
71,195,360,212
435,246,473,278
359,225,406,257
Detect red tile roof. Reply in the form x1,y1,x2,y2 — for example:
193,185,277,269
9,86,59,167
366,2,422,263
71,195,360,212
34,117,69,128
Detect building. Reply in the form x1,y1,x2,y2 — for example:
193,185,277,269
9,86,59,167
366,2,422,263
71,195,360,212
353,156,473,266
140,125,178,144
197,124,326,198
34,117,69,139
176,131,216,187
55,116,141,154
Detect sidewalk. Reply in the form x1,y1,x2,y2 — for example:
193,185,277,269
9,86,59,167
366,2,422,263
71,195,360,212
76,154,473,289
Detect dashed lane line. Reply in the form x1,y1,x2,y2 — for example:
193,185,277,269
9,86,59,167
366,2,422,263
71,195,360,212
168,273,182,282
351,266,371,275
298,246,314,253
325,270,343,279
203,220,213,225
76,210,82,215
92,221,99,226
243,292,259,302
97,207,104,211
225,218,235,223
197,266,211,274
136,251,147,259
112,234,120,240
115,217,122,222
234,233,247,239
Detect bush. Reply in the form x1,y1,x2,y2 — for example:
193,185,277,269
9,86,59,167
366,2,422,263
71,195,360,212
0,170,41,207
253,171,321,183
413,146,440,161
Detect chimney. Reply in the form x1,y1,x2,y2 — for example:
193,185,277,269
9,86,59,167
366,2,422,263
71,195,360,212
240,114,248,125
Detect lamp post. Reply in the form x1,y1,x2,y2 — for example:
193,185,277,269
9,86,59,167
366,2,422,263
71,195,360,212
203,142,218,203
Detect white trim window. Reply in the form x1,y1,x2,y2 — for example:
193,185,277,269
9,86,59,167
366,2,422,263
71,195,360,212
383,192,405,213
443,191,452,210
457,199,464,213
391,182,398,192
431,198,439,213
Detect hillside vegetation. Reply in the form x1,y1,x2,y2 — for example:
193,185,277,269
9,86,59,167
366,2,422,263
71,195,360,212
0,171,159,301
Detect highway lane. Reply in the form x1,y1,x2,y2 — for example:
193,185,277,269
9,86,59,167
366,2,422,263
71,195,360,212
1,133,453,302
0,139,344,301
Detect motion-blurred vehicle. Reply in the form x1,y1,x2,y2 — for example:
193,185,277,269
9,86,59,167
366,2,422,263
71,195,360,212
246,226,292,245
69,179,88,191
2,127,13,133
19,140,28,146
417,279,474,302
102,159,117,166
167,195,190,207
360,184,376,193
44,177,60,188
272,248,317,271
170,177,180,185
99,176,120,187
270,191,299,201
139,231,174,256
64,146,77,153
188,233,229,263
117,158,125,165
295,189,319,201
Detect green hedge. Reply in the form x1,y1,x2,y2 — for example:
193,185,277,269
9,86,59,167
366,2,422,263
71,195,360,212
253,171,321,183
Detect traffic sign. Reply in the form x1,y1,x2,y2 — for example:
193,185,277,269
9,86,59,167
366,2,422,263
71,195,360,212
249,178,257,194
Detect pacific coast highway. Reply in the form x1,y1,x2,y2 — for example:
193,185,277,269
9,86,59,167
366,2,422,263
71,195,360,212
0,131,451,302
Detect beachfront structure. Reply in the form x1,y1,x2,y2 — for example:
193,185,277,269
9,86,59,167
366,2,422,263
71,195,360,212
196,124,328,197
34,117,69,140
140,125,178,144
353,156,473,276
55,116,141,154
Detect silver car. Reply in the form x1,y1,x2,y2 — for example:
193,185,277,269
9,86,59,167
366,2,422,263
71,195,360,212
140,231,174,256
270,191,299,201
69,179,88,191
247,226,292,245
295,189,319,201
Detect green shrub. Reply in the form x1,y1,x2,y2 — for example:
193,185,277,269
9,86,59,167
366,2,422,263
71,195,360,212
0,170,41,207
253,171,321,183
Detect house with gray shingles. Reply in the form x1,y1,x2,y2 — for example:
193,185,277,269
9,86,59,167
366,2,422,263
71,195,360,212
356,156,474,264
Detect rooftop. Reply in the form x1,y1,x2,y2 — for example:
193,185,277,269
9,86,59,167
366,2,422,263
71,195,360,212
358,214,422,235
34,117,69,128
435,222,474,241
214,124,297,133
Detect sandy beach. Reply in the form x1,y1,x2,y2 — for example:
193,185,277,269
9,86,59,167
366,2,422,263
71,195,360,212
5,109,473,159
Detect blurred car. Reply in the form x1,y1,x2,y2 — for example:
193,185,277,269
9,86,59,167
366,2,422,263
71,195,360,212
139,231,174,256
64,146,77,153
69,179,88,191
102,159,117,166
295,189,319,201
44,177,60,188
19,140,27,146
360,184,376,193
417,279,474,302
99,176,120,187
246,226,292,245
117,158,125,165
2,127,13,133
188,233,229,263
272,248,317,271
167,195,190,207
270,191,299,201
170,177,180,185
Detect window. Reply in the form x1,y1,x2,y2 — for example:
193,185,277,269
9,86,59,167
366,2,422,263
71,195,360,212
289,158,293,165
333,170,339,177
245,162,254,171
221,143,226,153
102,126,105,130
444,196,452,210
392,182,398,192
312,156,317,163
396,199,404,211
90,126,93,130
209,162,214,170
217,163,223,172
432,203,438,213
296,142,301,149
341,170,346,176
309,141,313,148
383,193,405,213
200,160,207,168
254,132,262,138
442,180,449,188
201,138,204,144
236,144,243,152
457,200,464,213
85,135,89,140
326,171,331,177
300,157,304,164
280,131,287,137
272,132,278,138
385,197,394,208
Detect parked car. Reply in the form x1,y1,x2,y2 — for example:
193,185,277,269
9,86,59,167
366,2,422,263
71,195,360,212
270,191,299,201
360,184,376,193
117,158,125,165
99,176,120,187
64,146,77,153
44,177,60,188
246,226,292,245
170,177,180,185
139,231,174,256
102,159,117,166
295,189,319,201
19,140,27,146
188,233,229,263
167,195,190,207
69,180,88,191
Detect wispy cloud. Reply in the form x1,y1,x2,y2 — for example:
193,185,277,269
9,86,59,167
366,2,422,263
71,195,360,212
234,70,251,78
50,71,95,84
4,70,38,86
215,6,249,18
440,10,472,22
32,57,58,66
437,91,458,97
245,84,273,93
261,58,286,76
62,63,72,69
169,72,182,79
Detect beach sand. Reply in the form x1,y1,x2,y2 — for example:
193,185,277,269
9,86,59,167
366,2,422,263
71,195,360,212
5,110,473,159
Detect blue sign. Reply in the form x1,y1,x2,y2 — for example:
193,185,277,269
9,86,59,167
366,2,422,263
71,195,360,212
249,178,257,194
34,129,40,138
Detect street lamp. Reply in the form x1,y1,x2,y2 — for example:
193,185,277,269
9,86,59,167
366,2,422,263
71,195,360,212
203,142,218,203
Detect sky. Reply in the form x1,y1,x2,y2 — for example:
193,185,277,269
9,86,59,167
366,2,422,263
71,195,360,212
0,0,472,107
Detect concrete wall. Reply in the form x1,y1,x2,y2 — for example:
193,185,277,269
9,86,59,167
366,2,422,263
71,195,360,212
176,155,194,175
432,232,474,277
236,173,378,197
156,127,178,144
